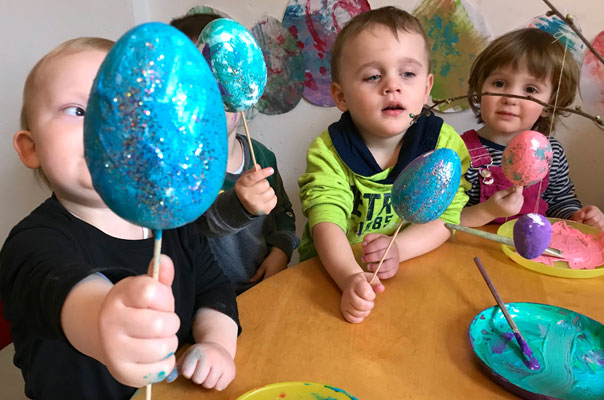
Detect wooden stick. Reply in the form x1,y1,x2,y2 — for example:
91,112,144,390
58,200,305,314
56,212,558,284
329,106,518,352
240,111,258,169
369,221,404,285
542,0,604,67
473,257,540,370
444,223,563,258
147,230,163,400
412,93,603,127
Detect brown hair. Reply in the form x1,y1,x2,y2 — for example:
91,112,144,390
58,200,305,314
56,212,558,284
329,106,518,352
170,13,221,44
467,28,579,134
20,37,113,185
330,6,431,83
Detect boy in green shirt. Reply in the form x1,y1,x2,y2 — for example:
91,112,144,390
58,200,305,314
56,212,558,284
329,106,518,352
298,6,470,323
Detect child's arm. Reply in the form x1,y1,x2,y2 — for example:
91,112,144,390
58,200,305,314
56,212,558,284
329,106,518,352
61,255,179,388
196,166,276,237
313,222,385,324
249,246,288,282
460,186,524,227
174,308,238,390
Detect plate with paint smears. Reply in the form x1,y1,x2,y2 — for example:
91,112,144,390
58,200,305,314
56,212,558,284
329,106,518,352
237,381,358,399
498,218,604,278
469,302,604,400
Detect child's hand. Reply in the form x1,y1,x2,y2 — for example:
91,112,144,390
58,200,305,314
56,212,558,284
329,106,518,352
250,247,288,283
361,233,400,279
171,342,235,391
341,272,385,323
571,205,604,230
485,185,524,219
98,255,180,388
234,165,277,216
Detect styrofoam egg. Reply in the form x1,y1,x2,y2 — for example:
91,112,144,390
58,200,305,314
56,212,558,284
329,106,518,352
502,131,552,186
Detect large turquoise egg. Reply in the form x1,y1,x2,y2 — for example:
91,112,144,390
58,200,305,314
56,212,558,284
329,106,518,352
391,148,461,224
84,22,227,230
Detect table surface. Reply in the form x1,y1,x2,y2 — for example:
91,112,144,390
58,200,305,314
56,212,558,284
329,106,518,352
133,226,604,399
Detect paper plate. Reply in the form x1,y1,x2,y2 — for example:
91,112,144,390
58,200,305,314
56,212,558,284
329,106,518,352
237,382,358,399
469,302,604,400
497,218,604,278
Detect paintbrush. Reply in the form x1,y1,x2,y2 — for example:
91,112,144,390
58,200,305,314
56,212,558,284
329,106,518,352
445,223,563,258
473,257,540,370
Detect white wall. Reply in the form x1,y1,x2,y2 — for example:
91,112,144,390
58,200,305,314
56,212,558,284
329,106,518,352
1,0,603,249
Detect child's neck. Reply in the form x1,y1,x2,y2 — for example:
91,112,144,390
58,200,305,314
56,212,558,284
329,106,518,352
58,196,150,240
476,125,516,147
226,132,244,173
363,134,403,170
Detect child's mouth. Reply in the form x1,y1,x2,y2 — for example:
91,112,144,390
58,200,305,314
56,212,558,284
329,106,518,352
382,103,405,114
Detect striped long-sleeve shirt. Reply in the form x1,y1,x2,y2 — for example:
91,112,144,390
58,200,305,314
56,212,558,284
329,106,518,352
465,135,582,219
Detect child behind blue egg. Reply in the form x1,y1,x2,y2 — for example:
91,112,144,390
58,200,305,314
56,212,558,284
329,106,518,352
0,37,239,399
170,13,299,295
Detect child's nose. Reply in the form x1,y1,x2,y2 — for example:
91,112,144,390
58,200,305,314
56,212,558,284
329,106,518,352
382,77,401,94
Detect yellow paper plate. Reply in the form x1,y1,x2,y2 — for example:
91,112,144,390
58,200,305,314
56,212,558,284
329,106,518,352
497,218,604,278
237,382,358,399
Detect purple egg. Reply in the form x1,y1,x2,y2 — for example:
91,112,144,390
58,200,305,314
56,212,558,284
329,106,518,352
513,214,552,259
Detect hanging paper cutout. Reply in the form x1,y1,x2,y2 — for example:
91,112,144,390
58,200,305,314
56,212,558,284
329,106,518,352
282,0,371,107
413,0,490,113
186,5,231,19
579,31,604,119
524,13,585,67
251,15,305,115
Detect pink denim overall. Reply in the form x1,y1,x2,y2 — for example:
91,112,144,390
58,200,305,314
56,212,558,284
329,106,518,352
461,130,549,224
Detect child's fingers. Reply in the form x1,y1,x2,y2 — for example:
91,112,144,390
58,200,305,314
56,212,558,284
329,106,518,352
342,310,367,324
249,265,266,282
114,308,180,339
116,277,175,312
353,279,376,302
241,166,274,186
364,272,385,293
201,366,222,389
180,347,206,380
114,336,178,364
147,254,175,287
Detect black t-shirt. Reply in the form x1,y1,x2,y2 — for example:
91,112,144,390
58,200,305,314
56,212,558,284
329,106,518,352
0,196,239,399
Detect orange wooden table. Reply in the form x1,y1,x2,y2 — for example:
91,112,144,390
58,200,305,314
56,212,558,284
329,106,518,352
133,227,604,399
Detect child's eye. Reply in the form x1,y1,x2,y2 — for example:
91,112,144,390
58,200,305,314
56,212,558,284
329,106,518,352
492,80,505,88
525,86,539,94
64,106,85,116
364,74,381,82
402,72,416,79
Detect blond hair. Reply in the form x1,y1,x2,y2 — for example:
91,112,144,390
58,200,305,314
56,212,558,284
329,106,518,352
330,6,431,83
468,28,578,134
19,37,113,185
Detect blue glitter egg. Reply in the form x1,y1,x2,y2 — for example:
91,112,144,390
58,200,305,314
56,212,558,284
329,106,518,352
391,148,462,224
199,18,267,111
84,22,227,230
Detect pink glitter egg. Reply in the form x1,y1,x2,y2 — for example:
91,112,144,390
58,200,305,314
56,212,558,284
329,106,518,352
502,130,552,186
513,213,552,259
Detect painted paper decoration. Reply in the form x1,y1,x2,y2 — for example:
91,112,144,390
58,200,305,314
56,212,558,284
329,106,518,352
513,213,552,260
391,148,461,224
84,22,227,230
413,0,490,112
501,131,552,187
579,31,604,119
186,5,231,19
282,0,371,107
470,302,604,399
250,15,305,115
199,18,267,112
524,13,585,67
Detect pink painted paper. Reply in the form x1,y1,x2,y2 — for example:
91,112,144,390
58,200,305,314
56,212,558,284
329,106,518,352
579,30,604,118
282,0,371,107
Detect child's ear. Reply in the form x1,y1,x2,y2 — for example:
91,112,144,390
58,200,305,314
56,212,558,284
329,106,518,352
423,73,434,104
13,130,40,169
330,82,348,112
